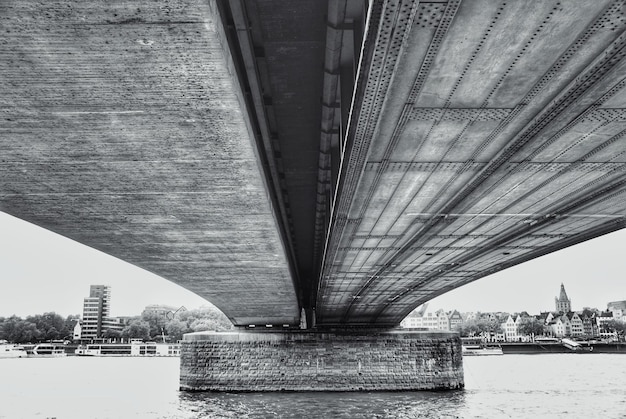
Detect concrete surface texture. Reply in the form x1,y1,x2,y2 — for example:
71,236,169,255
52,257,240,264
0,0,299,326
1,0,625,328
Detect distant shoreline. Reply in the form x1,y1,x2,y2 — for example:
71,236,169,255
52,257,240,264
499,342,626,354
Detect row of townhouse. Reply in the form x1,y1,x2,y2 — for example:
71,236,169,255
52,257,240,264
401,296,626,341
546,310,620,339
403,308,622,342
400,309,464,331
501,309,620,341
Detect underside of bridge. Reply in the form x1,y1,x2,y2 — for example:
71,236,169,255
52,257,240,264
318,0,626,326
1,0,625,332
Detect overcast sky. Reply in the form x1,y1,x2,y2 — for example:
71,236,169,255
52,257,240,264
0,211,623,318
0,212,209,318
426,227,625,314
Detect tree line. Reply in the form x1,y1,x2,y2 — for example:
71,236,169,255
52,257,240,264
0,313,79,343
457,318,503,337
105,307,233,342
0,307,233,343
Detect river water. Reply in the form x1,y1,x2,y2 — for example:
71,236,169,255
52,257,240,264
0,354,625,418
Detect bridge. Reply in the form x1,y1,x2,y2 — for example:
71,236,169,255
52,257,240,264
2,0,625,390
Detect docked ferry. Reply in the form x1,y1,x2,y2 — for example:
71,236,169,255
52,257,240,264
30,343,67,357
461,337,503,356
462,345,504,356
0,340,28,358
75,341,180,357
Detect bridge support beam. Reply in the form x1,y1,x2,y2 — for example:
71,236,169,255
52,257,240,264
180,329,463,391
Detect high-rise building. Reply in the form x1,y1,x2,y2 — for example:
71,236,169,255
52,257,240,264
81,285,112,340
555,283,571,313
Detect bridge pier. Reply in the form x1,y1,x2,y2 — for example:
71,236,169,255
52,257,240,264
179,329,463,391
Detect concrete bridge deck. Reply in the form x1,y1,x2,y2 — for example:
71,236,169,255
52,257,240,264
0,0,300,326
1,0,625,330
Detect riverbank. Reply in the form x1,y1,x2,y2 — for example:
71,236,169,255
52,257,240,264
500,342,626,354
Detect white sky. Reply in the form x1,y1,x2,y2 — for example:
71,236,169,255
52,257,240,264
426,227,625,314
0,212,209,317
0,211,624,318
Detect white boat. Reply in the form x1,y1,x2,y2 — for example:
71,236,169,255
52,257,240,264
30,343,67,357
462,345,503,356
0,340,28,359
75,341,180,357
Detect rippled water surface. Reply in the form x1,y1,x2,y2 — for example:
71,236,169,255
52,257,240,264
0,354,625,418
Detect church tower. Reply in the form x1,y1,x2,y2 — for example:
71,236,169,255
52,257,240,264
555,283,571,313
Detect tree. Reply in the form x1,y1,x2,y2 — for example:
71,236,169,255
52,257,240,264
141,311,168,340
121,319,150,340
604,320,626,341
0,316,41,343
459,319,502,337
459,320,481,337
189,319,215,332
103,328,122,339
165,319,188,341
517,318,544,339
177,307,233,332
0,313,81,343
483,320,503,334
27,312,68,341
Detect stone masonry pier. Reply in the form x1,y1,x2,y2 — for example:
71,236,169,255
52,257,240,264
180,329,463,391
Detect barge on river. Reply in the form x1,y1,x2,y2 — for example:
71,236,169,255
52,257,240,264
76,341,180,357
29,343,67,357
501,339,626,354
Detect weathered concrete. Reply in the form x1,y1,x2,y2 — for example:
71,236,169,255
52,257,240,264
180,329,463,391
0,0,300,326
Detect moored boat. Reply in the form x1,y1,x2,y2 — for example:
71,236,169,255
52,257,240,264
75,340,180,357
0,340,28,358
462,345,503,356
30,343,67,357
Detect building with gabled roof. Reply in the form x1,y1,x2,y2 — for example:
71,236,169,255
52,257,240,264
502,315,525,342
552,314,571,338
538,312,553,324
566,312,584,337
580,311,599,337
448,310,464,331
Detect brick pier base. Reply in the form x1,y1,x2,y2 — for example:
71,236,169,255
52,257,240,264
179,329,464,391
